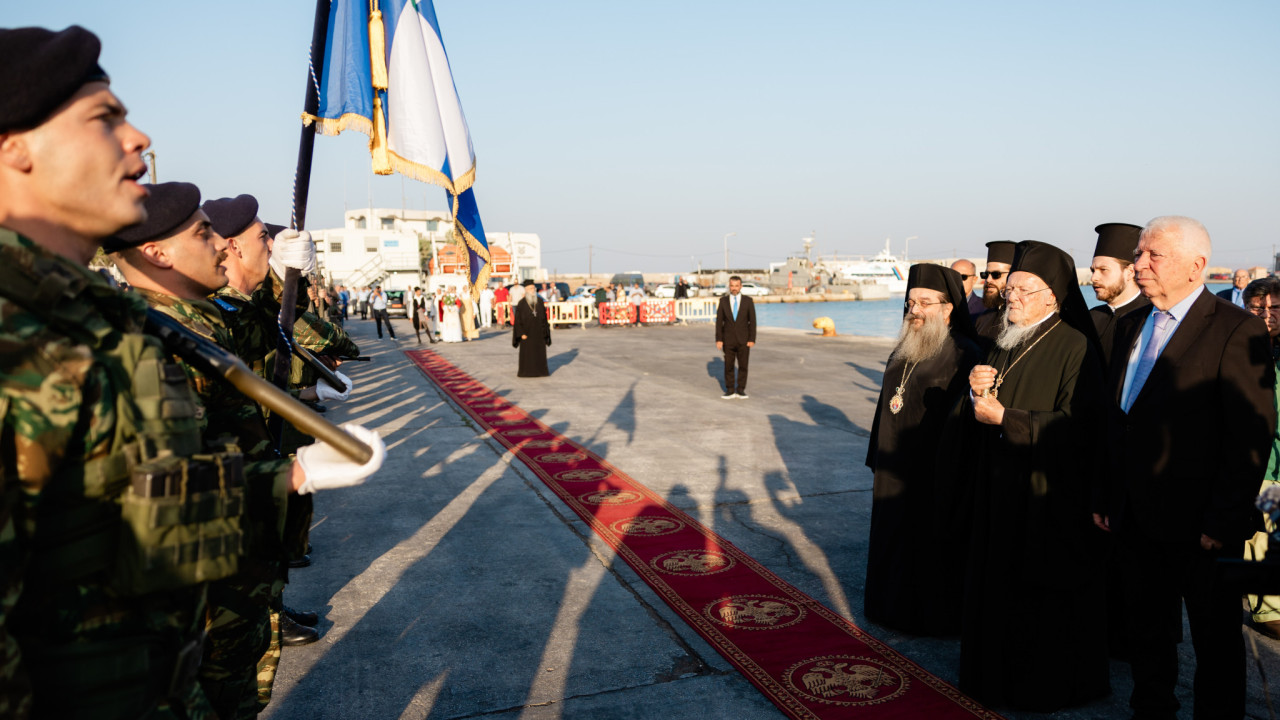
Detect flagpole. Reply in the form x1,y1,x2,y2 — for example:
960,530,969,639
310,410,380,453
273,0,332,397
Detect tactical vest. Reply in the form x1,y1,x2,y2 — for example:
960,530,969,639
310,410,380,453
0,241,245,715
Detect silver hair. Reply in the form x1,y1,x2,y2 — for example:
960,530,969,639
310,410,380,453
1142,215,1212,264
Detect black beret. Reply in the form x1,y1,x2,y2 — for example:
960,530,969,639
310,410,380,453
103,182,202,252
202,194,259,239
264,223,286,238
0,26,108,132
985,240,1016,265
1092,222,1142,263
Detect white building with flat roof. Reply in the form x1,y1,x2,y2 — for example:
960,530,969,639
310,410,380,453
312,207,544,290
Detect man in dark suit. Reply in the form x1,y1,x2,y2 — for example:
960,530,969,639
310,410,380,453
951,258,985,318
1217,268,1249,307
1097,216,1276,720
715,275,756,399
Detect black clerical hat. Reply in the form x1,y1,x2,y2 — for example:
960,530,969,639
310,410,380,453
985,241,1016,265
265,223,286,238
521,279,535,287
906,263,979,342
1092,223,1142,263
1011,240,1100,351
103,182,202,252
203,194,259,240
0,26,108,132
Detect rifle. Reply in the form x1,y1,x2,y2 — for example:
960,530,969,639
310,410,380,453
291,342,350,394
145,309,372,464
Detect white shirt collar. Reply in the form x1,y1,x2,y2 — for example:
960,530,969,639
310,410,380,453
1108,288,1143,310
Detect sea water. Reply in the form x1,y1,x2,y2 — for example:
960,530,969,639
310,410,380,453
756,283,1235,338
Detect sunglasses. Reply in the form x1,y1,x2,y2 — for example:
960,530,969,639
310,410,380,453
980,271,1006,280
958,274,975,280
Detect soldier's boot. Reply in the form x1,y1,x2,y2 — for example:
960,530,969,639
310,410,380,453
284,605,319,627
279,613,319,646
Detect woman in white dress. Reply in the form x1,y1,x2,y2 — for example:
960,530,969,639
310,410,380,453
441,287,464,343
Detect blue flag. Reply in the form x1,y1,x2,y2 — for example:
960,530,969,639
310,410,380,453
304,0,491,293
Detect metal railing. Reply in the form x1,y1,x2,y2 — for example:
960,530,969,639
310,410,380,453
675,298,718,323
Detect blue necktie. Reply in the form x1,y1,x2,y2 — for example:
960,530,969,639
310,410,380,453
732,295,739,320
1124,311,1173,412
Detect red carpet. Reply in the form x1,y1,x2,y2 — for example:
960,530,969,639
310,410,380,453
406,349,1003,720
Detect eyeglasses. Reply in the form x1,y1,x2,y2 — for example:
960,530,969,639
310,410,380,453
958,274,975,280
904,299,950,311
1001,286,1052,300
979,270,1006,280
1246,303,1280,316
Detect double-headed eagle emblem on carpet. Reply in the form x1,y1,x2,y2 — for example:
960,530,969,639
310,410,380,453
785,656,907,706
704,594,806,630
650,549,735,576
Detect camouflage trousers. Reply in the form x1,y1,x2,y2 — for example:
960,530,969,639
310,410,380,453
254,610,283,713
199,570,283,720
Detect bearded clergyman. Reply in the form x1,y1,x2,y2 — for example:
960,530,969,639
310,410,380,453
973,240,1015,343
1088,222,1149,365
959,240,1110,711
864,264,982,635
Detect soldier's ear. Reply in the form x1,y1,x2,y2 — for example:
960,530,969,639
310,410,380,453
137,241,174,269
0,132,33,172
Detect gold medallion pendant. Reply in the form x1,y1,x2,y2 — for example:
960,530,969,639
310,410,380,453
889,388,905,414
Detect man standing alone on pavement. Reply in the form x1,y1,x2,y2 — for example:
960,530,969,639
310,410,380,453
716,275,756,399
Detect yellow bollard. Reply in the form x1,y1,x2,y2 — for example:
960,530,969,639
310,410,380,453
813,317,837,337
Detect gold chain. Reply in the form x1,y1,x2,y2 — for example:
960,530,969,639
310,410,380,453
985,319,1062,399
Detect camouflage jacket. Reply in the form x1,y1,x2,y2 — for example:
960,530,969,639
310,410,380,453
213,272,359,387
0,232,211,718
133,289,291,556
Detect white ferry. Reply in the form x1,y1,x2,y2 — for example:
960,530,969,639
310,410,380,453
820,239,910,294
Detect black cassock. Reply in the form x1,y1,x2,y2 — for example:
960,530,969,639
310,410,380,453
513,298,551,377
1088,293,1149,366
864,330,981,635
954,314,1109,711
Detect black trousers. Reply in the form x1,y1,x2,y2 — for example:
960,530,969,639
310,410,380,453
723,344,750,394
1117,529,1245,720
373,309,395,338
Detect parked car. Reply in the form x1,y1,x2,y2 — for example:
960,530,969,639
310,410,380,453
384,289,408,317
654,282,702,299
553,282,571,301
609,272,645,289
739,281,770,297
711,284,728,296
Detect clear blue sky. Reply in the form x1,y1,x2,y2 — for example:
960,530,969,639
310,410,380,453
9,1,1279,273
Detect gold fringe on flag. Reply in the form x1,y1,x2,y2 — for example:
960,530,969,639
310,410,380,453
449,191,492,302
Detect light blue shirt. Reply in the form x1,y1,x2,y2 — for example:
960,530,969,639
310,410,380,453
1230,287,1244,307
1121,285,1205,411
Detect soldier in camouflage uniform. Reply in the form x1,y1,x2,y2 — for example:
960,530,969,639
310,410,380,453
0,26,225,720
205,195,355,708
107,182,385,719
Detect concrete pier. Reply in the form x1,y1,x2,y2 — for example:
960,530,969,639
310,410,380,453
263,317,1278,720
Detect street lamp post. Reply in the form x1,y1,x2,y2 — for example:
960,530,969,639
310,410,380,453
723,232,736,271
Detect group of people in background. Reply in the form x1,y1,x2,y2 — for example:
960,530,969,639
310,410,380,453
866,218,1279,718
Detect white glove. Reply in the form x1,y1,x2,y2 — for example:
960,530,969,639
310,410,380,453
315,371,352,401
295,424,385,494
270,228,316,277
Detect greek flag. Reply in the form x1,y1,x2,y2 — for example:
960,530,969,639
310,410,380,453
304,0,490,293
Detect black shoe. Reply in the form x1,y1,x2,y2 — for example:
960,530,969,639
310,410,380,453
288,554,312,568
279,613,320,646
284,605,320,627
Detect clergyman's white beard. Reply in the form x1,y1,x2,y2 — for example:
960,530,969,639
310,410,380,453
893,311,950,364
995,306,1043,350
